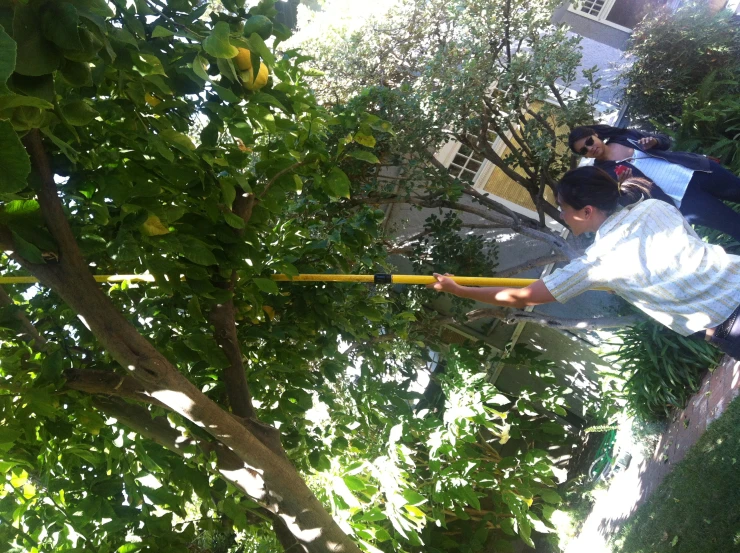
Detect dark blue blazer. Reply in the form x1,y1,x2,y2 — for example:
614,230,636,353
591,126,711,182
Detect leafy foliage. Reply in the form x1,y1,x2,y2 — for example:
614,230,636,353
604,321,721,422
298,0,602,224
622,1,740,127
0,0,581,552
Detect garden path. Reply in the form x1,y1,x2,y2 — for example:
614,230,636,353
564,354,740,553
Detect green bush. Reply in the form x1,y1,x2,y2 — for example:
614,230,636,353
606,321,721,422
622,2,740,127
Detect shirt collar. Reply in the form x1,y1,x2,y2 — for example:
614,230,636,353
594,198,645,241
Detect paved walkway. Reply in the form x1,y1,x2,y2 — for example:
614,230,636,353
565,355,740,553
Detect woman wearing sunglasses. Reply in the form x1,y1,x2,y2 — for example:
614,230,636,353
568,124,740,242
428,166,740,360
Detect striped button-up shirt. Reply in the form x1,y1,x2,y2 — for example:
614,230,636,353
542,199,740,336
630,149,694,208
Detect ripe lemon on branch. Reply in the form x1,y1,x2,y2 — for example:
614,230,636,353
241,63,269,91
232,47,253,71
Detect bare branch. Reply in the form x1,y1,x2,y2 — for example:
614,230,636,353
461,186,524,229
259,161,307,200
484,112,535,180
63,369,168,409
495,253,569,278
208,278,256,420
233,193,256,226
22,130,85,270
548,83,568,111
351,195,579,259
463,308,644,330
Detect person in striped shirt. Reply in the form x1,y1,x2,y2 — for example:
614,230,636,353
429,167,740,360
568,124,740,243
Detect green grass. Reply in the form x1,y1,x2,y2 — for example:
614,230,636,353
612,396,740,553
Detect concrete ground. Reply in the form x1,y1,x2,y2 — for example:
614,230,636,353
565,355,740,553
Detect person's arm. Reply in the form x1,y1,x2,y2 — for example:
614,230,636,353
427,274,556,308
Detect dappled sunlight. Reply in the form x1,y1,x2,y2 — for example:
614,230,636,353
278,512,324,542
218,464,267,502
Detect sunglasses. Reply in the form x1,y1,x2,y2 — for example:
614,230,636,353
578,136,595,156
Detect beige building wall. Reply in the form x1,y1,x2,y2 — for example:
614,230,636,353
481,101,566,213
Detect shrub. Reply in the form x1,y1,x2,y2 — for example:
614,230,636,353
606,321,722,422
622,2,740,127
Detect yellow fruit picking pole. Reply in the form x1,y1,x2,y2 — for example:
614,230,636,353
270,273,538,287
0,273,538,287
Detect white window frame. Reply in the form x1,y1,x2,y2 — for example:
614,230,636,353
567,0,636,33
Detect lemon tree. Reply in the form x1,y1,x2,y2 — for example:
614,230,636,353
0,0,576,552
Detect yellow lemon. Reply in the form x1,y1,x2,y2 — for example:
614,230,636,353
241,63,269,91
233,47,253,71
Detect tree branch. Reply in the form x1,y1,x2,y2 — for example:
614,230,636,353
95,397,304,552
495,253,568,278
351,195,579,259
22,130,86,271
0,286,49,351
208,278,256,420
63,369,169,409
344,334,396,356
463,308,643,330
19,127,358,553
259,162,307,200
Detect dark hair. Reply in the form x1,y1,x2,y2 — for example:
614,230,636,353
557,166,656,212
568,124,627,154
568,126,598,153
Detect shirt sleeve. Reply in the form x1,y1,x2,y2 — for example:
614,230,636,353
541,256,601,303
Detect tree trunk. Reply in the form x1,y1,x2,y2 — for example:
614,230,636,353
20,130,361,553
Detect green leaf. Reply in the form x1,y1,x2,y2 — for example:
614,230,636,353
159,129,196,152
203,22,239,59
348,150,380,164
0,427,22,444
62,100,99,126
136,53,167,76
0,94,54,111
538,489,562,504
253,277,279,294
61,60,93,87
402,489,427,506
68,0,115,18
224,212,245,229
11,231,45,263
325,167,351,199
179,236,217,266
2,199,40,218
211,83,241,103
0,120,31,194
245,33,275,68
42,3,82,51
361,508,387,522
13,4,62,76
354,132,376,148
152,26,175,38
343,476,366,491
192,54,209,81
0,25,16,94
250,92,289,113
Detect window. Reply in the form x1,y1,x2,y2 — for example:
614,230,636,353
448,144,485,183
570,0,666,31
